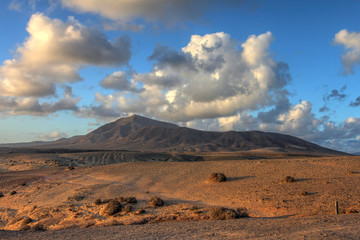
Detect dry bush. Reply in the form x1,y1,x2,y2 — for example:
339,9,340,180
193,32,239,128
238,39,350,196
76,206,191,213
299,191,308,196
346,209,359,214
283,176,295,183
148,197,164,207
123,205,133,213
209,207,248,220
102,199,112,204
93,199,102,205
208,173,227,182
118,196,137,204
67,195,85,202
31,223,46,231
103,200,122,216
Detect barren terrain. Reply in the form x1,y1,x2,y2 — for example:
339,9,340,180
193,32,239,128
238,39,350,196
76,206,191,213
0,151,359,239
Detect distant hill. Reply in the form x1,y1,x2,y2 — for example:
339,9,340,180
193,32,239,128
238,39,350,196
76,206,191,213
27,115,344,155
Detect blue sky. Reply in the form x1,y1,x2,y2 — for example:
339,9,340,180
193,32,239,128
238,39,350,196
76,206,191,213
0,0,359,153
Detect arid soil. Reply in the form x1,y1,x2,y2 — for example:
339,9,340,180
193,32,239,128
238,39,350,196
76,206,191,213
0,152,359,238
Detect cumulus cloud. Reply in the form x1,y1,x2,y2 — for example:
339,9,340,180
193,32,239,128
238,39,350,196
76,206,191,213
0,13,131,97
35,131,69,141
61,0,259,26
96,31,291,122
0,86,80,116
334,29,360,75
258,101,320,138
100,71,142,92
350,96,360,107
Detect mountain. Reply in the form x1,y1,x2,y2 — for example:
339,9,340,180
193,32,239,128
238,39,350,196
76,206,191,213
37,115,344,155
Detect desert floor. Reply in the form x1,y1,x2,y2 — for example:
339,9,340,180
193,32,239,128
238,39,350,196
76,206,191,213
0,152,359,239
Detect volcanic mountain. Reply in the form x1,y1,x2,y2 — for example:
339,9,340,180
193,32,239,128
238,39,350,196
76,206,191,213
38,115,343,155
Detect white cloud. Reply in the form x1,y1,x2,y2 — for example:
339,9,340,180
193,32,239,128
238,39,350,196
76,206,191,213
259,101,320,138
334,29,360,75
100,71,142,92
0,86,80,116
61,0,258,27
35,131,68,141
91,31,290,122
8,0,22,11
0,13,131,97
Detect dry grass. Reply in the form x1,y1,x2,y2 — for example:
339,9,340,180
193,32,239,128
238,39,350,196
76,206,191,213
148,197,164,207
208,173,227,182
103,200,122,216
209,207,248,220
283,176,295,183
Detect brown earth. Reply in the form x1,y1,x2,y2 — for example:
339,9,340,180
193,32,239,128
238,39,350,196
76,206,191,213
0,152,359,239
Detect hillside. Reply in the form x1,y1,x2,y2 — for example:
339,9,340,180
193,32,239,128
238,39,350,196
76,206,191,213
36,115,344,155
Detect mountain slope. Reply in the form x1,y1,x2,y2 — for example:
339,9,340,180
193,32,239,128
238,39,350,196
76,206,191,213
44,115,344,155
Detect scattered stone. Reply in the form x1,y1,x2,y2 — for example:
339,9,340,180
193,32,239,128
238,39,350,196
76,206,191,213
10,190,17,195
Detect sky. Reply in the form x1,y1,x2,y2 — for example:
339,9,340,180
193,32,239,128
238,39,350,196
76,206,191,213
0,0,359,153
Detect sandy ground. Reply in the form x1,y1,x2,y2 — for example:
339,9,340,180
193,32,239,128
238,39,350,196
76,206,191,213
0,153,359,238
1,214,359,240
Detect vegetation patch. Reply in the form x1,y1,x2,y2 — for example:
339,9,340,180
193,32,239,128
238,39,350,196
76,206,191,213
283,176,295,183
103,200,122,216
209,207,248,220
208,173,227,182
148,197,164,207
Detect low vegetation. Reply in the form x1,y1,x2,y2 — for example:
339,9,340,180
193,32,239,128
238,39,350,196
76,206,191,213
148,197,164,207
103,200,122,216
283,176,295,183
209,207,248,220
208,173,227,182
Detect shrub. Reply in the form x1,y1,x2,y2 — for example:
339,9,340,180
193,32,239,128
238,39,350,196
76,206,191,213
208,173,227,182
94,199,102,205
31,223,46,231
283,176,295,183
103,200,122,216
148,197,164,207
299,191,308,196
0,192,4,197
123,205,133,213
209,207,248,220
118,196,137,204
10,190,17,195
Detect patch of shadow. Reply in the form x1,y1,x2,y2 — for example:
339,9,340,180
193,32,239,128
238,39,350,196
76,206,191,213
261,214,297,219
227,176,255,182
305,192,318,196
294,178,311,182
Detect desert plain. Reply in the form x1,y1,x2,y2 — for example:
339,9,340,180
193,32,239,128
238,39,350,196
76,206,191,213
0,149,359,239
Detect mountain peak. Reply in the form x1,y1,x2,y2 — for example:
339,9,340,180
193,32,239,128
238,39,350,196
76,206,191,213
117,114,178,129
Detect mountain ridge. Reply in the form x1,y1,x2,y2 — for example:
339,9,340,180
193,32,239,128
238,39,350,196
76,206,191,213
35,115,344,155
0,115,346,155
